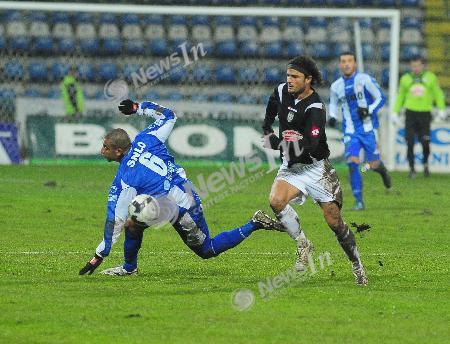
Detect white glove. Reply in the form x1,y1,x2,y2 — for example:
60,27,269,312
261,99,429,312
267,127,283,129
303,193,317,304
390,113,401,126
437,109,447,122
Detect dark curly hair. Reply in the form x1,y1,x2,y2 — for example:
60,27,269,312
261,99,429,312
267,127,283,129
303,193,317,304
288,55,322,86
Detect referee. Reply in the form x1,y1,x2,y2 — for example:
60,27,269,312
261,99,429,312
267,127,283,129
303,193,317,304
392,56,446,178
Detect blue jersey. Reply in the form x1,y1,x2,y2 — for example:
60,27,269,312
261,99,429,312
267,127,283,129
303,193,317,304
96,101,191,257
329,71,385,135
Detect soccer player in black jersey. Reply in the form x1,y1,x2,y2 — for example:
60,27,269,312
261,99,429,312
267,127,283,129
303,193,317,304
262,56,368,285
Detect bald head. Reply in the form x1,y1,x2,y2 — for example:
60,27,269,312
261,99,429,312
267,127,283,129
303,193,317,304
104,128,131,150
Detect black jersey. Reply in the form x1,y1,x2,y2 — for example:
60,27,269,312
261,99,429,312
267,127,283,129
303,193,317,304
262,82,330,165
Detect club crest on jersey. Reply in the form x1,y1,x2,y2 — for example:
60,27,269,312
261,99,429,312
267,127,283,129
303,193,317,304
287,111,295,122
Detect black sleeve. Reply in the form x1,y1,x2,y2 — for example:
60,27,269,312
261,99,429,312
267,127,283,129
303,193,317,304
262,88,279,134
300,106,326,153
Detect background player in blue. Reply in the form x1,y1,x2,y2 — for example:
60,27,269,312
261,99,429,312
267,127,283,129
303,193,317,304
328,52,392,210
79,99,282,276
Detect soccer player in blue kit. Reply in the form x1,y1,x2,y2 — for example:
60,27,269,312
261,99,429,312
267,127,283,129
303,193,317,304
328,52,392,210
79,99,282,276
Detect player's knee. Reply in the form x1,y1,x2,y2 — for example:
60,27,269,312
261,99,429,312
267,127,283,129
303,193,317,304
347,156,359,165
347,161,359,172
368,160,380,169
269,194,288,213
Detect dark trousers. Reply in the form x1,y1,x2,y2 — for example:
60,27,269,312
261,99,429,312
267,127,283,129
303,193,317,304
405,110,431,170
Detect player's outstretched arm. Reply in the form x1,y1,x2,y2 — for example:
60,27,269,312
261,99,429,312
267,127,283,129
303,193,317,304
118,99,177,143
79,178,137,275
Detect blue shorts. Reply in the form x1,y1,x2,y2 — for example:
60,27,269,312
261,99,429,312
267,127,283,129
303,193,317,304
344,131,380,162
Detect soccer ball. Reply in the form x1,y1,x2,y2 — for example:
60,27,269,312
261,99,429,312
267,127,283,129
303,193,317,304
128,194,160,227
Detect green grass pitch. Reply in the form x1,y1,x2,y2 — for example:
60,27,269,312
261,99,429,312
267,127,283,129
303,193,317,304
0,163,449,343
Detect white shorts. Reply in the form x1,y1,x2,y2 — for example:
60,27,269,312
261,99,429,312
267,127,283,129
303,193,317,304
275,159,343,206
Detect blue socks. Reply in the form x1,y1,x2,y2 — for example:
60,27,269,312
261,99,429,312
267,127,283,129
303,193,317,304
210,221,258,255
348,162,363,203
123,228,143,272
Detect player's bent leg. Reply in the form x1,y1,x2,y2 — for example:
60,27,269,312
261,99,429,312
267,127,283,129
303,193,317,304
320,201,368,286
269,179,304,240
123,226,144,272
368,160,392,189
269,179,313,271
347,156,364,210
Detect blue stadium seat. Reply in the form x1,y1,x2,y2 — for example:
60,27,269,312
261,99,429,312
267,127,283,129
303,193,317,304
144,91,161,101
216,40,237,58
4,11,22,22
143,15,163,25
28,62,48,82
286,17,304,28
57,38,76,54
193,66,213,82
77,63,95,82
47,88,61,99
237,94,257,104
239,16,257,26
29,11,47,22
191,94,209,102
168,68,188,83
260,94,270,105
51,62,70,80
401,44,421,61
261,41,283,58
102,38,122,55
149,39,168,56
381,43,390,61
98,63,118,81
309,17,327,28
287,42,305,56
94,90,107,100
170,15,188,25
262,16,279,27
362,43,375,59
309,0,327,5
167,92,184,101
100,13,117,24
25,89,42,98
75,13,93,23
329,0,349,5
122,13,140,24
334,42,351,57
355,0,375,6
212,92,234,103
215,65,235,83
240,41,258,57
122,64,140,82
192,15,209,25
33,37,54,54
80,39,100,55
125,40,145,54
381,68,390,88
312,43,331,59
238,67,258,82
402,17,422,29
4,60,24,80
378,0,396,6
264,67,283,83
378,18,391,28
215,16,233,26
400,0,420,6
0,37,6,51
10,37,31,52
320,68,330,85
52,12,70,23
359,18,373,28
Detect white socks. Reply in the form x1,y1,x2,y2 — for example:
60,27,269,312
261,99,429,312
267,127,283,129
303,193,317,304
277,204,306,241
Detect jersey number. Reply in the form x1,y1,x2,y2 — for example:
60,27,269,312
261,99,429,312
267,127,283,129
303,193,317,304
139,152,167,176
